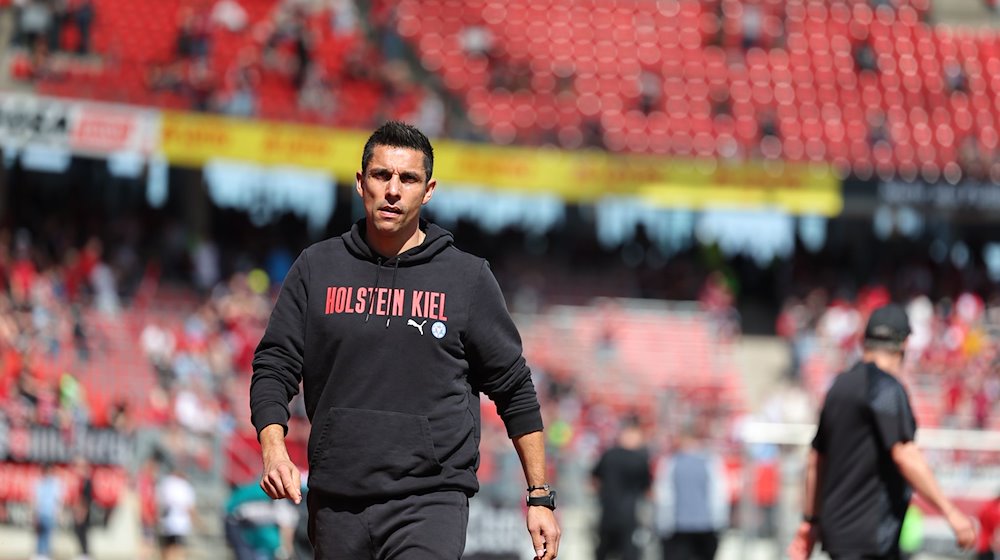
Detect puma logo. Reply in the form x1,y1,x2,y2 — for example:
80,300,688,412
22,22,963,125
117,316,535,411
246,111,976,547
407,319,427,335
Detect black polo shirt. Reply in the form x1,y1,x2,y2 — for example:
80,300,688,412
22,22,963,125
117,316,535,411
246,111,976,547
812,360,917,557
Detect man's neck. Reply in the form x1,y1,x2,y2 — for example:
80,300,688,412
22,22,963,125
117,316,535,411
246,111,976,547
862,349,903,377
366,225,424,258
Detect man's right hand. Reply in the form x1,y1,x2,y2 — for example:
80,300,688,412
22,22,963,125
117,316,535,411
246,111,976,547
259,424,302,504
946,508,976,550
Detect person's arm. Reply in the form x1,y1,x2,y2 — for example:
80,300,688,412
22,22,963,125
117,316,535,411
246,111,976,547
466,263,556,557
803,448,823,523
513,431,561,560
250,253,308,503
788,449,823,560
892,441,975,549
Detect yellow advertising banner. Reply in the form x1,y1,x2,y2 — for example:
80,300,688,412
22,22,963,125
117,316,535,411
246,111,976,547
159,112,842,216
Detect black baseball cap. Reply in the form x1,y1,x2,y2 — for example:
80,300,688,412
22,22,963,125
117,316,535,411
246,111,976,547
864,304,911,347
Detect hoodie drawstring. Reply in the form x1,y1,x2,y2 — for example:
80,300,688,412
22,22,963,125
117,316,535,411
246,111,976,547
364,258,383,323
385,259,400,328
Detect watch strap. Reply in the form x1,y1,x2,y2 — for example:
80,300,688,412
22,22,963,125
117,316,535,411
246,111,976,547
526,489,557,510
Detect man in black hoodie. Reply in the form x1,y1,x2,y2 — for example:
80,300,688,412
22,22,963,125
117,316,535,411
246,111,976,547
250,121,561,560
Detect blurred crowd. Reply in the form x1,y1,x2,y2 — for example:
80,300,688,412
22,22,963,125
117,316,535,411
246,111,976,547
6,0,1000,180
7,0,95,80
778,285,1000,430
0,222,280,557
5,0,452,137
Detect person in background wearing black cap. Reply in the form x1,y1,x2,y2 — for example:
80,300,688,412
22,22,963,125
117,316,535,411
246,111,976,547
788,304,977,560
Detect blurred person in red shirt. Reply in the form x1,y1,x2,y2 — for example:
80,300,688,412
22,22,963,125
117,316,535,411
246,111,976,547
978,493,1000,560
943,374,964,428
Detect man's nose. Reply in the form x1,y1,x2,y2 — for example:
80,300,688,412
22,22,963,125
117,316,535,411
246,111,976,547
386,175,402,197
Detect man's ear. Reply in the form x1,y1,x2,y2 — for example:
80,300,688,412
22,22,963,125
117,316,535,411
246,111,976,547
422,178,437,205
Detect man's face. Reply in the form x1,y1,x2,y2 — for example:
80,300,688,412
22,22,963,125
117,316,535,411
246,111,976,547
356,145,435,240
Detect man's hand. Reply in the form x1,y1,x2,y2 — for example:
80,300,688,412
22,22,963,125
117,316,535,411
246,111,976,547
259,424,302,504
945,508,976,549
526,506,560,560
786,520,817,560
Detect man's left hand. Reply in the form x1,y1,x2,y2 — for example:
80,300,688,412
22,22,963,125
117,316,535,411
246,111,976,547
526,506,560,559
787,520,817,560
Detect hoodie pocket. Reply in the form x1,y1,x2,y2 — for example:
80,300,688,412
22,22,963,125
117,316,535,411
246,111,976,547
308,408,443,497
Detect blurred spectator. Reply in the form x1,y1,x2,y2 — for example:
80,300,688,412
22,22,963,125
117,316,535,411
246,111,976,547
147,61,188,95
752,451,780,539
741,4,762,50
327,0,358,37
944,60,969,95
943,373,964,428
297,63,336,121
19,0,53,51
959,136,988,181
854,41,878,73
32,462,64,560
91,260,120,316
176,8,211,61
157,465,197,560
973,381,992,430
47,0,67,52
410,86,446,139
222,50,262,118
370,0,405,62
70,304,90,361
699,271,740,341
978,492,1000,560
591,418,652,560
263,5,314,90
72,456,94,560
899,505,924,560
638,70,662,115
187,60,219,112
59,371,90,429
653,419,729,560
191,238,221,293
69,0,93,54
459,24,494,58
210,0,248,33
137,457,161,559
867,109,890,147
174,381,220,435
224,481,300,560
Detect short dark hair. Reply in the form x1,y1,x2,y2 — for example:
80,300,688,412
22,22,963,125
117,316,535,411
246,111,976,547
361,121,434,180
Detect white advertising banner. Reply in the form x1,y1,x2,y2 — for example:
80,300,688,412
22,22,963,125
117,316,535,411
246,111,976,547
0,92,159,156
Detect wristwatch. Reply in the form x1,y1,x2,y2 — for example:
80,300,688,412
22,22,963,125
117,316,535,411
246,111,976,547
526,489,557,510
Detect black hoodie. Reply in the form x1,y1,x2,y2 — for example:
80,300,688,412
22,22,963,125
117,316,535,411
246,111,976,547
250,220,543,500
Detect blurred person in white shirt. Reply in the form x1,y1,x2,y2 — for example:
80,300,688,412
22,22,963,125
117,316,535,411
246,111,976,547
157,466,197,560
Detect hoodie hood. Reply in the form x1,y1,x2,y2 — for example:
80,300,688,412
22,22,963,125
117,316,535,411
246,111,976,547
344,219,454,265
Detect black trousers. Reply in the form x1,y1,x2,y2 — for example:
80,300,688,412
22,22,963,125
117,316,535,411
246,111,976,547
661,531,719,560
595,524,640,560
74,520,90,555
307,490,469,559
